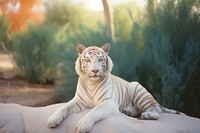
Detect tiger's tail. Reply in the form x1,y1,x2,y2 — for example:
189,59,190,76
159,105,185,115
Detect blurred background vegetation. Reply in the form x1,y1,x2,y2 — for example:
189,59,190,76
0,0,200,118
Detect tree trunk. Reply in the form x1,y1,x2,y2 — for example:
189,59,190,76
102,0,115,42
148,0,158,11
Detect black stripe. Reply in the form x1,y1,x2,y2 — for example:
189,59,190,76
121,94,126,109
135,91,147,106
140,95,153,109
93,80,106,97
97,89,109,102
77,92,86,103
80,81,93,100
133,83,139,99
132,86,139,106
76,101,82,111
118,87,122,105
143,104,152,111
133,86,143,105
100,97,111,103
143,99,157,111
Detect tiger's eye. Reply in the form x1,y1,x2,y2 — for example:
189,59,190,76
85,59,91,63
99,59,103,62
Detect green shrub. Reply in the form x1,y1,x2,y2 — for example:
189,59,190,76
128,0,200,117
12,24,65,84
44,0,95,33
113,2,145,40
180,39,200,117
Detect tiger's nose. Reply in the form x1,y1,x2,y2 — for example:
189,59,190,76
92,69,99,74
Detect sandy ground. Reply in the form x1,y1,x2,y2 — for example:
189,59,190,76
0,52,59,107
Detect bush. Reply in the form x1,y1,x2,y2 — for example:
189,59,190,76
180,39,200,117
11,24,65,84
44,0,91,33
128,0,200,117
113,2,145,40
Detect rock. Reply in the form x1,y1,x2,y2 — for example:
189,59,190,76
0,103,200,133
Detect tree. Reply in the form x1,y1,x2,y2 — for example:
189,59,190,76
0,16,10,50
148,0,158,11
102,0,115,42
0,0,44,31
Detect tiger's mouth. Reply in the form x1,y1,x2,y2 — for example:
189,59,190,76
89,75,100,78
89,75,101,80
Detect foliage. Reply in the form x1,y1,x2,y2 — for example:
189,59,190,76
0,0,44,31
0,16,10,50
180,40,200,117
44,0,87,33
129,0,200,117
10,0,95,85
113,2,145,40
11,24,65,84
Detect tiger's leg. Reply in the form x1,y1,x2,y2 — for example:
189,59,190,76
76,100,119,133
47,98,86,128
128,82,161,120
122,104,140,117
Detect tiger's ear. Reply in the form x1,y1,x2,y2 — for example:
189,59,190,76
76,44,85,56
102,43,110,54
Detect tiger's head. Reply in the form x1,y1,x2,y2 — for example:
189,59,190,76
75,44,113,81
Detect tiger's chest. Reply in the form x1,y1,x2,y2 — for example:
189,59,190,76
79,84,113,108
76,75,130,110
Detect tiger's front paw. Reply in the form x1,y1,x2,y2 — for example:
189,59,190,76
47,112,64,128
76,116,95,133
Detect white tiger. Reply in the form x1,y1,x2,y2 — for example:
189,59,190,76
47,44,182,133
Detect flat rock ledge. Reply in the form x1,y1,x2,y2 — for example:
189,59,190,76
0,103,200,133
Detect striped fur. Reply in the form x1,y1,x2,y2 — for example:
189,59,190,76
47,44,183,133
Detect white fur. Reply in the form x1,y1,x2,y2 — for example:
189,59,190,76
47,44,181,133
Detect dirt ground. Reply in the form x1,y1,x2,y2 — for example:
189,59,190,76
0,52,59,107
